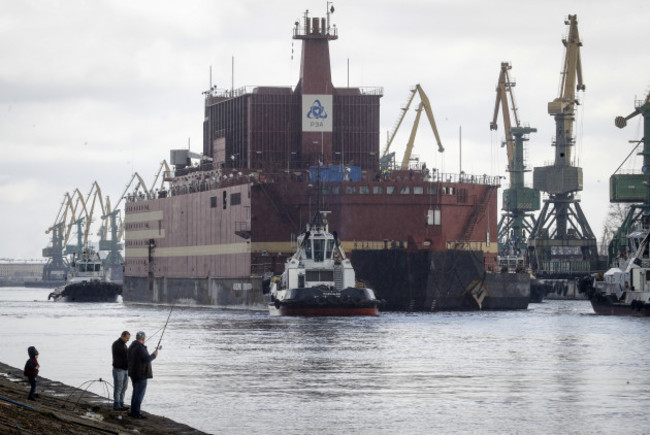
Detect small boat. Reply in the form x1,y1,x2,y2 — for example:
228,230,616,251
497,250,540,303
266,210,381,316
578,231,650,316
48,247,122,302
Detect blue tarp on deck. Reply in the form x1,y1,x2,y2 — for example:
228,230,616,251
309,165,362,182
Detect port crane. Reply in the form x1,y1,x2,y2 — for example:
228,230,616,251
490,62,521,154
99,196,124,282
65,182,106,255
42,182,107,281
51,188,90,254
41,222,68,282
528,15,598,277
606,91,650,263
381,84,444,170
42,188,90,281
490,62,540,264
42,164,168,283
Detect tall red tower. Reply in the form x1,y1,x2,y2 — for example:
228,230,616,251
293,8,338,165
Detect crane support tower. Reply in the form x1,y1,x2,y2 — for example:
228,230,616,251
528,15,598,278
606,92,650,263
491,62,540,263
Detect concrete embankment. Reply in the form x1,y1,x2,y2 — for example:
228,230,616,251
0,361,207,434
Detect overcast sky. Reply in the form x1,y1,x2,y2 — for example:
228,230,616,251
1,0,648,259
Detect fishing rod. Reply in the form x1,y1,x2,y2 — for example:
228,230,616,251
155,304,175,351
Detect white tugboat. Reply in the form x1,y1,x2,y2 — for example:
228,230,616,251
48,247,122,302
266,210,381,317
579,231,650,316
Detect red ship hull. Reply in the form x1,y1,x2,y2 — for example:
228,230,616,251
122,172,515,311
590,301,650,316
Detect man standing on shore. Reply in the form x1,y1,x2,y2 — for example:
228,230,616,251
111,331,130,410
127,331,158,419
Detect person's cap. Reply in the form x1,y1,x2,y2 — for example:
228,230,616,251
136,331,146,340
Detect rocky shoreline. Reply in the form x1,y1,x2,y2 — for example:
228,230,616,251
0,361,207,434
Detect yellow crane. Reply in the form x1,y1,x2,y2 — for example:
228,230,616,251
490,62,520,182
529,14,596,276
382,84,444,170
55,188,88,248
547,14,585,167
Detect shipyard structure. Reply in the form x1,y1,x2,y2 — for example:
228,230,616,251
123,9,529,311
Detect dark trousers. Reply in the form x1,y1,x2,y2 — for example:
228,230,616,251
28,376,36,398
130,378,147,416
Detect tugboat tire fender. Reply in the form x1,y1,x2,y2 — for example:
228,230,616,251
326,295,340,305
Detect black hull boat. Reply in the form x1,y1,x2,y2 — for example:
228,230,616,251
578,275,650,316
269,286,380,317
49,281,122,303
48,247,122,303
591,294,650,316
529,281,547,303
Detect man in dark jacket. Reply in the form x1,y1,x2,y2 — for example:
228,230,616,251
23,346,40,400
112,331,130,410
127,331,158,419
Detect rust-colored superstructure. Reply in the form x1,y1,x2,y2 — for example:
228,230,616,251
123,9,528,311
203,13,379,174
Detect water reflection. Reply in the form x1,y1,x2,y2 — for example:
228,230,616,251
1,288,650,434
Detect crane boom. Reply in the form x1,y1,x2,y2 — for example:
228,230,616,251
82,182,106,247
547,14,584,167
401,102,425,170
416,85,444,153
382,87,418,157
149,160,172,193
615,92,650,128
490,62,520,185
384,84,444,169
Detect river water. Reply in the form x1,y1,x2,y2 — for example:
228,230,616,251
1,286,649,434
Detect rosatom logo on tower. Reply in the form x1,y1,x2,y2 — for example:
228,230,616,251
307,99,328,121
302,95,333,132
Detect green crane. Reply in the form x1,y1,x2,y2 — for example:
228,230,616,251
607,92,650,264
491,62,540,268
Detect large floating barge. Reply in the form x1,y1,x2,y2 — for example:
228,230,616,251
123,9,529,311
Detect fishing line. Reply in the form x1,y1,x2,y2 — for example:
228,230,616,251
144,325,165,343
